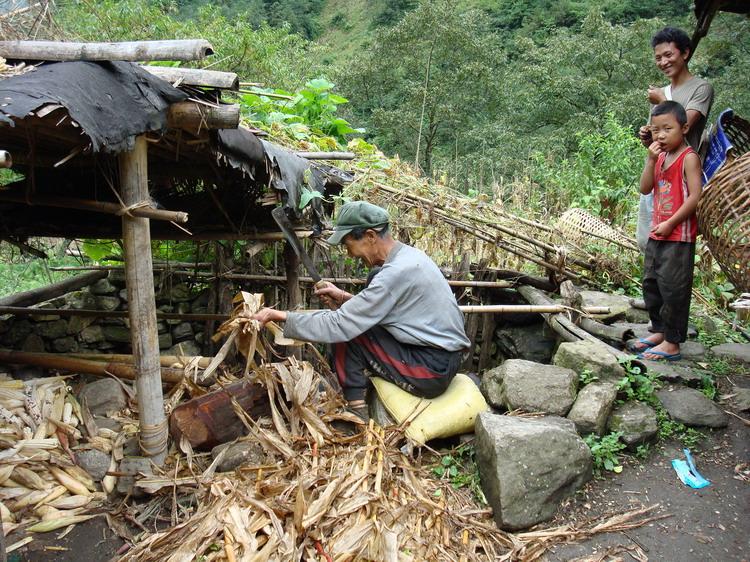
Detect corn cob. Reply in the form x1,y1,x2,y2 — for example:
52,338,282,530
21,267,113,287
36,504,63,521
102,456,117,494
24,384,43,427
0,487,29,500
49,466,91,497
62,402,73,425
48,494,91,510
35,485,68,508
63,465,96,492
11,466,50,491
26,513,95,533
0,405,23,428
11,489,49,511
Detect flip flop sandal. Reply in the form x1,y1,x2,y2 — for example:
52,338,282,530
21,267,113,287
626,338,657,353
637,350,682,362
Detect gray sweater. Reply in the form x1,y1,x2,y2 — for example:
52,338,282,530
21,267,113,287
284,242,470,351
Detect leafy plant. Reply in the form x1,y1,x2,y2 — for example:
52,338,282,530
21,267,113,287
432,445,486,504
584,432,626,475
700,374,717,401
578,368,598,386
634,443,651,460
656,408,705,449
615,358,661,406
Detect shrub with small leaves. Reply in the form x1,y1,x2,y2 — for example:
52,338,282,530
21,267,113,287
584,432,626,475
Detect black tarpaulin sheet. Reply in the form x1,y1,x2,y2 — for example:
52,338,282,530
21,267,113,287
0,61,187,153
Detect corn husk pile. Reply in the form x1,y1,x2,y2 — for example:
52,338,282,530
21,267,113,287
117,354,666,562
0,373,107,537
0,57,34,79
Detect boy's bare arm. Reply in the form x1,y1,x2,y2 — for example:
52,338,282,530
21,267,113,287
639,142,662,194
651,152,702,237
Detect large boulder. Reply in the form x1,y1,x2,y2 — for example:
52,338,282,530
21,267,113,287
733,387,750,412
90,278,118,295
78,379,128,416
553,340,625,382
168,340,201,358
475,412,592,530
643,360,703,386
95,296,121,311
607,402,658,447
35,319,69,339
579,291,630,323
171,322,194,343
711,343,750,364
494,324,557,363
679,341,705,361
656,386,728,428
567,382,618,436
76,449,111,481
482,359,577,416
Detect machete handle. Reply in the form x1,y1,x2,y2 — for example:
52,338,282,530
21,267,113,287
313,280,339,311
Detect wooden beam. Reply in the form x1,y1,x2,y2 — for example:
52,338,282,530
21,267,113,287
0,39,214,62
119,135,167,466
167,101,240,132
0,190,189,223
140,65,239,90
0,270,107,307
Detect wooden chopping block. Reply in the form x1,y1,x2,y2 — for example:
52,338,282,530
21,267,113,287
169,380,270,450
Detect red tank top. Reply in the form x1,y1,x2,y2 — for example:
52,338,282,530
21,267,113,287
651,147,697,243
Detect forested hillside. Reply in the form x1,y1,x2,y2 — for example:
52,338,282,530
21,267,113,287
50,0,750,226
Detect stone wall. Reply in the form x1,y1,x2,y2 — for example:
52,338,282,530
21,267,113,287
0,271,209,357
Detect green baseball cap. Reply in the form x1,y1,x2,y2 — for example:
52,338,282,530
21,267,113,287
326,201,390,245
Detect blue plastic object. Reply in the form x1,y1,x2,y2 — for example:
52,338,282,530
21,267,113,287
671,448,710,489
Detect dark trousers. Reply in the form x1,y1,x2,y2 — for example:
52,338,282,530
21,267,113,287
642,239,695,344
332,325,462,401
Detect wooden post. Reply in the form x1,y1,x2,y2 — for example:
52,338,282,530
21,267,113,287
119,135,168,466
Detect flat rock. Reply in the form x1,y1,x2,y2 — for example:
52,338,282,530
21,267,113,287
711,343,750,364
102,325,131,343
79,325,105,344
168,340,201,358
95,296,121,311
679,341,705,360
77,449,111,481
483,359,578,416
158,332,173,350
52,336,78,353
495,324,557,363
553,340,625,381
171,321,194,342
579,291,630,323
79,379,127,417
212,440,266,472
66,290,97,310
68,315,96,334
475,412,592,530
642,360,703,386
567,382,618,436
732,387,750,412
93,415,122,433
35,319,69,339
90,278,118,295
607,402,658,447
117,456,153,497
657,386,729,428
21,333,46,353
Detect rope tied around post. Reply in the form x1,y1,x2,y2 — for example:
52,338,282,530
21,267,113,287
115,199,152,218
139,418,169,458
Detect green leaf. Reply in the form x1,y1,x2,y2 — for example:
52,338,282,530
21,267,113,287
299,189,323,210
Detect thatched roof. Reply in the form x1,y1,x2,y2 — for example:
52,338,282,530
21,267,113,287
0,60,351,241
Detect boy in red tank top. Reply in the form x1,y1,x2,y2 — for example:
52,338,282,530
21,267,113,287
632,101,702,361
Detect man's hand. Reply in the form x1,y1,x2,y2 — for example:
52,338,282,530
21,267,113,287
638,125,652,148
314,281,351,309
647,141,663,161
247,307,287,327
651,220,674,238
647,86,666,104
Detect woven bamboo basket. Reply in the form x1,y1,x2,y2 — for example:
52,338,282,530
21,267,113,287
697,151,750,292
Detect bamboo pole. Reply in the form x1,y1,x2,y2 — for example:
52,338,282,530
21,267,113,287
0,306,227,322
295,151,355,160
68,353,212,369
167,101,240,132
140,66,239,90
119,135,167,466
0,191,189,223
0,271,107,307
0,39,214,62
0,349,185,383
457,305,609,314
